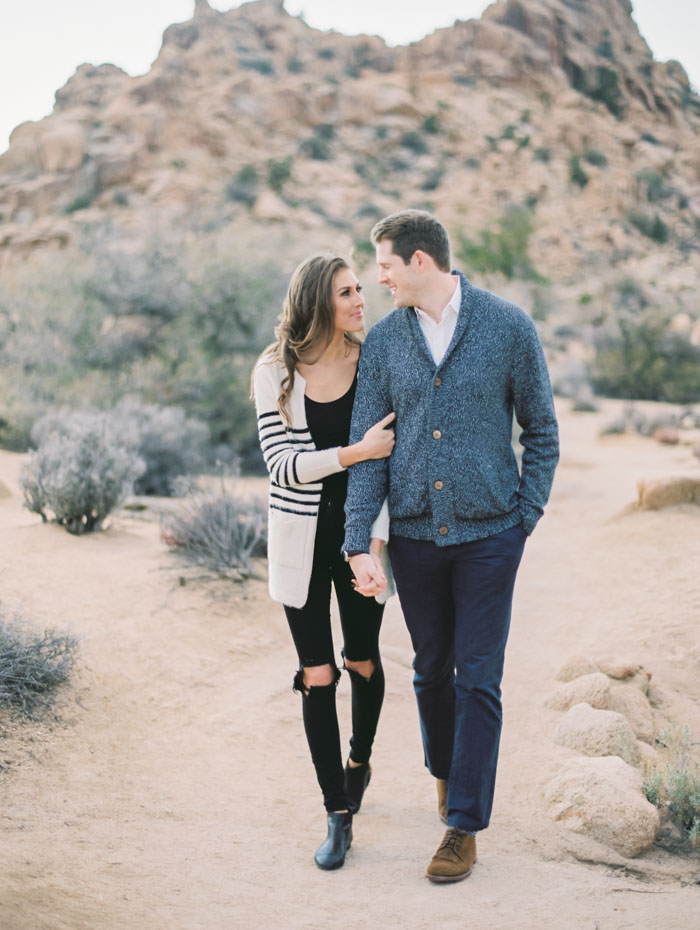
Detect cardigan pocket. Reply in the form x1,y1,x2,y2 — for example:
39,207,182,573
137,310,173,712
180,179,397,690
267,507,316,571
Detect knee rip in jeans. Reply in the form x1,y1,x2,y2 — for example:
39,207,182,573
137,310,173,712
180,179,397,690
343,655,380,683
292,664,341,696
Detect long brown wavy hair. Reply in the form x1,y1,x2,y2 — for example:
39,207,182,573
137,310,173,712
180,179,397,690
252,254,362,426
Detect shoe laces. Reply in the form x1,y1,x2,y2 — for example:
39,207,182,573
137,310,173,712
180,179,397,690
438,829,466,857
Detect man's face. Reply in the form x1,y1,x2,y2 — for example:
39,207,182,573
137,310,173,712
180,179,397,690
376,239,419,308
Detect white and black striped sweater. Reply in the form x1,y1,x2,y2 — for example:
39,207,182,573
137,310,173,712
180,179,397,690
253,357,390,608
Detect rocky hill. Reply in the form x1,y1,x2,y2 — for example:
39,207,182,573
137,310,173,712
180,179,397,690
1,0,698,291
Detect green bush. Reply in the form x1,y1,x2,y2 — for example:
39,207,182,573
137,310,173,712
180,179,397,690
569,155,589,188
643,726,700,848
267,156,292,194
592,312,700,403
0,605,78,717
455,207,546,282
627,211,670,243
534,147,551,163
583,149,608,167
422,114,442,135
300,135,332,161
400,131,429,155
226,165,259,207
636,169,673,203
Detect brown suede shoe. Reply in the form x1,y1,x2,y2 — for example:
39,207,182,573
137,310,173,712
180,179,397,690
426,828,477,883
436,778,448,825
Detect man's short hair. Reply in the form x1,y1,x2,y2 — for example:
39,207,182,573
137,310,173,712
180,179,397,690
370,209,451,272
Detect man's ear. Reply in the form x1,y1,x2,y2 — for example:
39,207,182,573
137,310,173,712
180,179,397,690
412,249,431,271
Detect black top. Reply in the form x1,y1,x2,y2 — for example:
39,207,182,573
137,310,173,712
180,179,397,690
304,371,358,505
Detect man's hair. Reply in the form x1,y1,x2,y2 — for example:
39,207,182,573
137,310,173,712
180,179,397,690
370,209,451,272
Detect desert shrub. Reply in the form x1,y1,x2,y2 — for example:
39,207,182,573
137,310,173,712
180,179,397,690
583,149,608,167
422,114,442,135
421,165,445,191
110,400,209,496
569,155,589,188
465,156,481,169
566,60,625,118
21,409,145,533
0,240,286,471
534,147,551,163
592,313,700,403
300,135,332,161
239,57,274,75
287,56,304,73
640,131,659,145
267,156,292,194
400,131,429,155
627,211,669,243
226,165,259,207
0,604,78,717
456,206,546,282
636,168,673,203
162,482,267,579
643,726,700,848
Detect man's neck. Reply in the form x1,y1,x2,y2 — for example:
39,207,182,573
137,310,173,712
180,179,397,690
415,272,457,323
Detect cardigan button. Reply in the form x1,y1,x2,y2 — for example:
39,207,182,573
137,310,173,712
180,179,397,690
434,480,444,490
438,525,449,536
434,377,442,386
432,429,442,439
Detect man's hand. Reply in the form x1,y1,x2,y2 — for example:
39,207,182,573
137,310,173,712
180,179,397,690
349,552,387,598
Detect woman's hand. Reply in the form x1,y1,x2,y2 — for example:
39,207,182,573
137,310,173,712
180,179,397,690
360,412,396,459
337,412,395,467
349,552,387,597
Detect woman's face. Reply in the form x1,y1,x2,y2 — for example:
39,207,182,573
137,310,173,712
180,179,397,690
332,267,365,333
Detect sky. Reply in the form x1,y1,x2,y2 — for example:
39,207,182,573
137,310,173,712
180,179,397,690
1,0,698,152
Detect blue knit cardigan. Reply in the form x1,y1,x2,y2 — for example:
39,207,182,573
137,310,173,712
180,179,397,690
343,272,559,553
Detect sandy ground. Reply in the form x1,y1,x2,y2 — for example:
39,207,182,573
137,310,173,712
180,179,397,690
1,399,699,930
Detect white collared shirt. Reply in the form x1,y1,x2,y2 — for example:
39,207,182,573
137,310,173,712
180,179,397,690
414,275,461,366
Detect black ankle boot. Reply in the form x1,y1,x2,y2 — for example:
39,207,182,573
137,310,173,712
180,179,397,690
314,812,353,870
344,761,371,814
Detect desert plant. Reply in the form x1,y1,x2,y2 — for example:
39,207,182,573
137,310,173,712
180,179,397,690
583,149,608,167
110,400,209,496
267,156,292,194
400,131,429,155
162,481,267,579
643,726,700,848
592,312,700,403
226,165,259,207
456,206,546,282
627,211,670,243
534,147,551,163
569,155,589,188
0,604,78,717
22,409,145,533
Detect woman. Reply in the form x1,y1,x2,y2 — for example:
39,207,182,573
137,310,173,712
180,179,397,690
252,254,395,871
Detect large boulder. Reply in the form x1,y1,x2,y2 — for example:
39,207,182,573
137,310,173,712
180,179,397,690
544,756,660,857
555,655,599,683
636,477,700,510
553,702,641,766
545,672,611,712
608,685,655,744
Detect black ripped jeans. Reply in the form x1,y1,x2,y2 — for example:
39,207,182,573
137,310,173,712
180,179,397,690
284,494,385,812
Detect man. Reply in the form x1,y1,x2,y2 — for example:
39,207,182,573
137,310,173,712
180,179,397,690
342,210,559,883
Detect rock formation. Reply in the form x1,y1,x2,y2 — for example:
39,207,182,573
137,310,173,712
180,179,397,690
0,0,698,309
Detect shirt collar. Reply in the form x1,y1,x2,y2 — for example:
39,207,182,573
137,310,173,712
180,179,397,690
414,275,461,326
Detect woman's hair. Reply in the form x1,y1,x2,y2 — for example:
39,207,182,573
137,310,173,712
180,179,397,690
252,253,361,426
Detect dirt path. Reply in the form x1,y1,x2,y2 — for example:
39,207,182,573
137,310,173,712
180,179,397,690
1,401,699,929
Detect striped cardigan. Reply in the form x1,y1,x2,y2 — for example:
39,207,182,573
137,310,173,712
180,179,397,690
253,355,391,608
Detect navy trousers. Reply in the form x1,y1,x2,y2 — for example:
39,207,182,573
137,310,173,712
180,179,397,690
389,523,526,832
